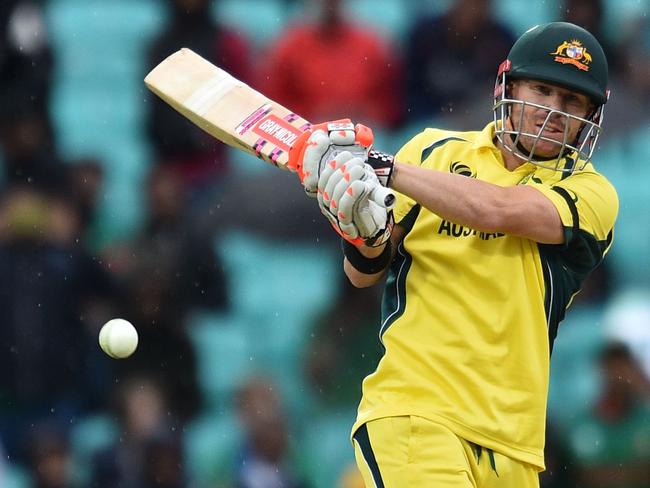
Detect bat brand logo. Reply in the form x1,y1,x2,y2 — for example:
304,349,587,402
550,39,592,71
252,114,301,151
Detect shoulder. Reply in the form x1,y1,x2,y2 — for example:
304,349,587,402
563,163,619,207
396,127,478,165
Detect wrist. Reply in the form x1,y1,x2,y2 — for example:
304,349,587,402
342,239,392,274
367,149,395,187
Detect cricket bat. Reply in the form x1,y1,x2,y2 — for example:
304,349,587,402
144,48,394,207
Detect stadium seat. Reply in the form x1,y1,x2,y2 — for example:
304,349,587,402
184,410,243,485
3,464,31,488
45,0,165,245
346,0,412,42
68,414,119,486
492,0,557,36
216,231,339,319
227,147,277,177
602,0,649,44
212,0,289,47
597,129,650,287
188,310,316,421
302,409,359,488
188,312,259,409
548,304,606,425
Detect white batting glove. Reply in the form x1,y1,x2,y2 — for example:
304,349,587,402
318,152,394,246
289,121,373,198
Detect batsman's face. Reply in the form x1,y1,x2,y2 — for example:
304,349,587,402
508,79,593,158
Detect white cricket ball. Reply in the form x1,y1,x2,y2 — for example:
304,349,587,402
99,318,138,359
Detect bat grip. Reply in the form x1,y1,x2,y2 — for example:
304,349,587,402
371,185,396,209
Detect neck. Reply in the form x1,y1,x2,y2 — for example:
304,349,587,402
495,137,526,171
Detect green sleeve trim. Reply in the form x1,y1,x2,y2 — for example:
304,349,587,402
380,205,421,343
551,186,579,246
539,230,610,352
420,137,466,163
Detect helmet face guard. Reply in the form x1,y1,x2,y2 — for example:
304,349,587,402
492,62,606,172
493,22,609,174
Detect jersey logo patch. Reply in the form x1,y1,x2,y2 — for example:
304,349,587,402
550,39,592,71
450,161,476,178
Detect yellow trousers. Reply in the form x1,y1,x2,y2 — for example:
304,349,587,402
352,416,540,488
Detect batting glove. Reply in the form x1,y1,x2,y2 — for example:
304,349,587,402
318,152,394,247
288,120,373,197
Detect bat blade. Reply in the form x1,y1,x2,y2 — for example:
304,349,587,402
144,48,310,168
144,48,395,209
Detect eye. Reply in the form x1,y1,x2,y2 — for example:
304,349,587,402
565,95,588,114
533,84,551,96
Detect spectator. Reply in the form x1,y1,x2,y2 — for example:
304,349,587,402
234,377,310,488
540,421,576,488
261,0,402,128
145,0,252,196
90,375,187,488
561,0,641,137
25,425,74,488
566,342,650,488
0,108,67,194
66,158,105,248
602,13,650,135
404,0,514,126
105,164,228,420
0,0,53,124
0,187,116,461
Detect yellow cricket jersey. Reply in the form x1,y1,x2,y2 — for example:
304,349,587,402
352,122,618,470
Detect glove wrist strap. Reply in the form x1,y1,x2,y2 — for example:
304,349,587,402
342,239,392,275
367,149,395,187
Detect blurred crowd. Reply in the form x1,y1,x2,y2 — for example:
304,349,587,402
1,0,649,487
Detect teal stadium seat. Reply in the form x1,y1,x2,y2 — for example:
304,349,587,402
212,0,289,47
68,414,119,486
346,0,412,43
183,410,243,485
492,0,556,36
602,0,649,44
3,464,31,488
216,231,339,320
548,305,606,426
227,146,277,177
189,233,338,416
45,0,167,244
597,129,650,288
188,312,258,410
302,409,359,488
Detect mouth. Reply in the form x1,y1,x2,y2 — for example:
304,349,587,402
536,124,568,143
537,123,565,134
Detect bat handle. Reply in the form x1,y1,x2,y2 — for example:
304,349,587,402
371,185,396,209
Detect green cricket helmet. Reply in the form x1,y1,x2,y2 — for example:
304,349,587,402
493,22,610,172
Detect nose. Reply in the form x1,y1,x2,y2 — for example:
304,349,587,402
544,93,566,114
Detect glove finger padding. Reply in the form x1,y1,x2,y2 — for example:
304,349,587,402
318,152,359,208
301,129,331,197
356,197,388,238
337,180,387,238
332,165,369,223
329,127,356,145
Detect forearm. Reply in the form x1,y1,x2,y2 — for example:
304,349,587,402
343,225,405,288
391,162,506,232
390,162,564,243
343,243,387,288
